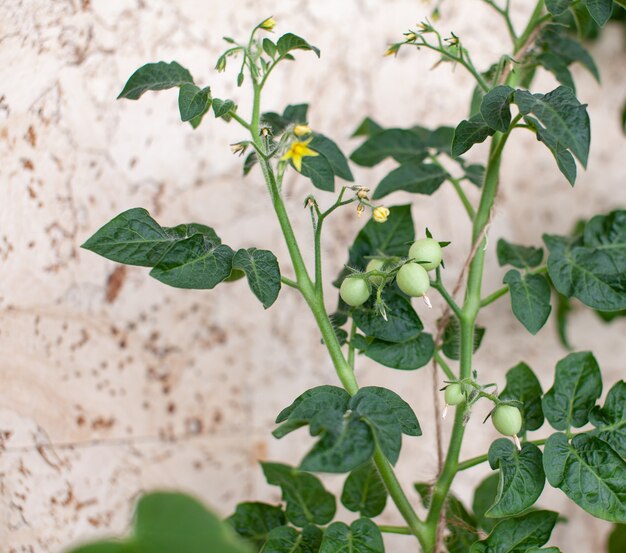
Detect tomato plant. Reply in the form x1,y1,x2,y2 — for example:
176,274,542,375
70,1,626,552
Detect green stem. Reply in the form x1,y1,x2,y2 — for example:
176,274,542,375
347,319,357,369
379,525,413,535
480,285,509,307
434,350,456,381
429,155,475,219
228,110,251,130
281,276,299,289
431,281,463,320
514,1,546,52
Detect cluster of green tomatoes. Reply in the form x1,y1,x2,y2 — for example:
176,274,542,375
339,237,443,307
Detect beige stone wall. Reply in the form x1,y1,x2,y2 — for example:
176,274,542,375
1,0,625,551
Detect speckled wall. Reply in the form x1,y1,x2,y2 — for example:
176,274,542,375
1,1,625,552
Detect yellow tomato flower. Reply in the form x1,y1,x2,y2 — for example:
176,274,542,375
259,17,276,31
281,138,318,172
293,124,312,137
372,206,390,223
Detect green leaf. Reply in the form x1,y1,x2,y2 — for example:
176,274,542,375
536,52,576,91
82,208,220,267
472,474,500,533
350,391,403,464
357,387,421,436
300,410,375,473
350,129,427,167
514,86,590,185
118,61,194,100
261,525,322,553
352,288,424,343
262,38,277,58
464,163,485,187
480,85,515,133
544,210,626,311
133,492,251,553
283,104,309,124
341,462,388,517
451,114,495,157
544,432,626,522
469,510,558,553
584,0,614,26
335,205,414,286
232,248,281,309
319,519,384,553
300,153,335,192
351,333,434,371
275,386,350,424
504,270,552,334
608,524,626,553
542,351,602,430
545,0,573,15
309,134,354,181
276,33,320,58
537,26,599,83
261,463,336,526
496,239,544,269
589,380,626,457
500,362,544,433
213,98,236,119
178,85,211,122
352,117,383,138
227,503,286,549
67,543,134,553
372,162,448,199
149,235,234,289
486,440,545,518
441,316,485,361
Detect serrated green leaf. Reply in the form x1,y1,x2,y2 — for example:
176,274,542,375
441,316,485,361
149,235,234,289
472,474,499,533
480,85,515,133
351,333,434,370
500,362,544,433
81,208,220,267
178,84,211,122
544,210,626,311
319,519,384,553
584,0,614,26
451,114,495,157
227,503,285,549
261,525,322,553
300,152,335,192
514,86,589,184
276,33,320,58
496,239,544,269
469,510,558,553
118,61,194,100
589,380,626,457
504,270,552,334
352,288,424,343
309,134,353,181
542,351,602,430
486,440,545,518
544,432,626,522
341,462,388,517
261,463,336,527
350,129,427,167
372,162,448,199
232,248,281,309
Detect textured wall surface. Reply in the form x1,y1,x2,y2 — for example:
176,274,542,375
1,0,625,552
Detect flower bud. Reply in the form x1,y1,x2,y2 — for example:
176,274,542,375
293,124,312,137
259,17,276,31
372,206,390,223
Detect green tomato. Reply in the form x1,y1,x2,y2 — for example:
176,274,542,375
366,258,385,287
408,238,443,271
340,276,371,307
396,262,430,297
492,405,523,436
444,383,465,406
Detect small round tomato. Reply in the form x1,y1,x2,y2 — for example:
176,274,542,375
396,263,430,297
340,276,371,307
366,259,385,287
492,405,523,436
409,238,443,271
444,383,465,406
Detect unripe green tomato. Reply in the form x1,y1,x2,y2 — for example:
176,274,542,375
366,259,385,287
492,405,523,436
340,276,371,307
444,383,465,406
396,263,430,297
409,238,443,271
